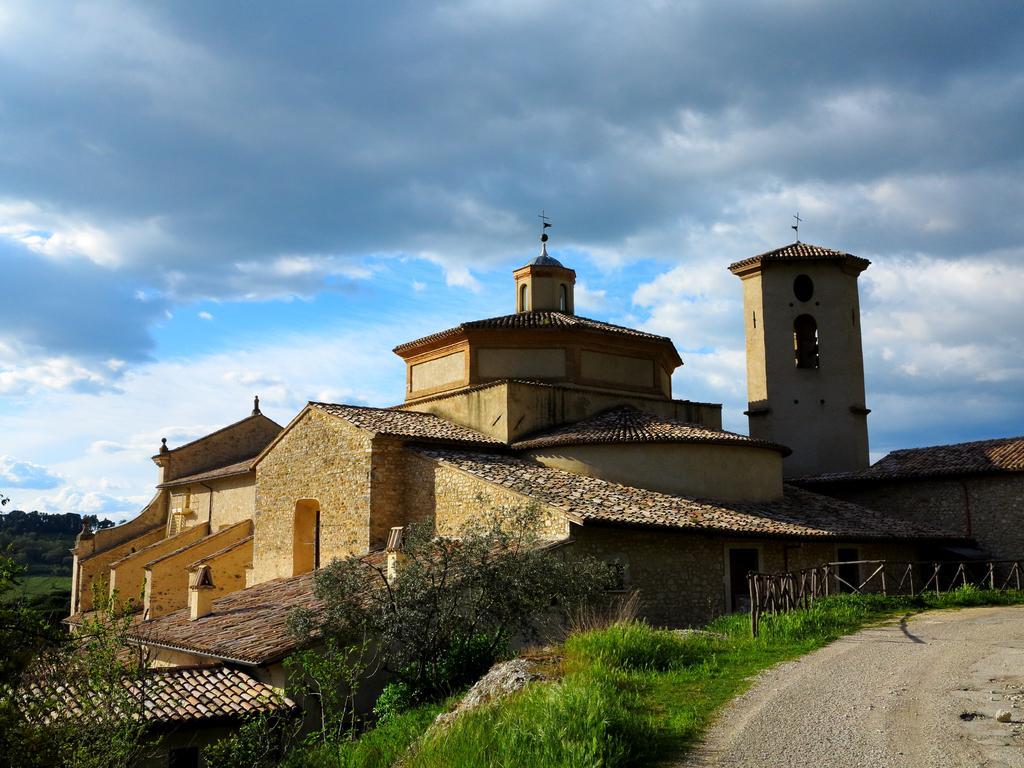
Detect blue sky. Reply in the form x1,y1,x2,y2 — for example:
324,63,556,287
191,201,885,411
1,1,1023,519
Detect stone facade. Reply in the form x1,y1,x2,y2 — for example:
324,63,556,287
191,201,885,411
806,474,1024,561
109,524,210,609
154,413,281,484
169,474,256,534
570,525,922,627
253,408,375,583
144,521,252,617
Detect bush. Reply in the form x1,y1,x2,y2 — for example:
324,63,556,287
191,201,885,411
373,681,414,725
290,504,615,706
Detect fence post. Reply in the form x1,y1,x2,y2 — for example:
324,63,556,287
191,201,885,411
908,563,914,597
989,562,995,590
881,564,887,596
934,562,941,596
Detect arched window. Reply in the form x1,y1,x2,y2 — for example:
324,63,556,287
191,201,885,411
293,499,321,575
559,284,568,311
520,284,529,312
793,314,819,369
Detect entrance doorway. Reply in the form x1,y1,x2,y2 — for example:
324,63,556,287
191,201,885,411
293,500,322,575
728,547,760,612
836,546,860,592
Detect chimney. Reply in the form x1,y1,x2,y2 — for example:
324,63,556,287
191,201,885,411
386,527,405,583
188,565,216,621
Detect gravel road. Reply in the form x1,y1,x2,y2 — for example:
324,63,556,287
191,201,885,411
681,606,1024,768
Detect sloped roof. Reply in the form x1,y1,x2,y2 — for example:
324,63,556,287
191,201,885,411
131,571,322,664
310,402,502,447
799,436,1024,484
20,665,295,725
416,449,956,541
157,458,255,488
512,406,790,455
728,242,871,274
392,311,676,355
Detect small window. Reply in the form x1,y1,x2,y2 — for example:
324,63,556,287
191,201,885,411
793,314,819,369
520,284,529,312
793,274,814,302
559,284,568,311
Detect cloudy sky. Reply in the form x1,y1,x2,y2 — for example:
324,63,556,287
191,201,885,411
2,1,1023,519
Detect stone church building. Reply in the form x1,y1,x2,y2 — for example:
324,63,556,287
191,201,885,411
66,236,1022,756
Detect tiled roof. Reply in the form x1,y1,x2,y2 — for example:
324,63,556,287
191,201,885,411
728,242,871,273
798,436,1024,483
416,449,956,541
21,665,295,725
512,406,790,455
392,311,675,354
157,458,255,488
311,402,502,447
128,551,388,664
131,572,320,664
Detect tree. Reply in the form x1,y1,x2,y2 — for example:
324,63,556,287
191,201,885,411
0,585,151,768
290,504,615,710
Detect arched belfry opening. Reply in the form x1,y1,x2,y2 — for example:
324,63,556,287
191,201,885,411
793,314,819,369
513,227,576,314
293,499,321,575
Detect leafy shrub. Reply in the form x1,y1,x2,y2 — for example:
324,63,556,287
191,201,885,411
373,681,414,725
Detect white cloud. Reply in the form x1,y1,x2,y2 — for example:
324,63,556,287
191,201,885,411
0,455,63,489
198,311,213,320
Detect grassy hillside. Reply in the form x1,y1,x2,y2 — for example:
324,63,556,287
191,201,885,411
275,587,1024,768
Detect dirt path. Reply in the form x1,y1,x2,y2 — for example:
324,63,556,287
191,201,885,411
681,606,1024,768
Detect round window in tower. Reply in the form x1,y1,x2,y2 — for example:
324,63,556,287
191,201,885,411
793,274,814,302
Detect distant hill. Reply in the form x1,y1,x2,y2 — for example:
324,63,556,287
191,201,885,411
0,510,116,576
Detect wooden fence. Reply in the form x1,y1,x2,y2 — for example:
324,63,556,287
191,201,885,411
747,559,1024,636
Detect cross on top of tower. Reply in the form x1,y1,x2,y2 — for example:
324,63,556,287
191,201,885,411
791,212,803,242
538,210,552,242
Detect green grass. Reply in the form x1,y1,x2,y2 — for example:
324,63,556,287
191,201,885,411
0,575,70,602
402,586,1024,767
281,587,1024,768
282,702,444,768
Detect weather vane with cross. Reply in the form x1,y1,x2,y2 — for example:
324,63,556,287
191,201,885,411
791,212,803,242
538,210,552,242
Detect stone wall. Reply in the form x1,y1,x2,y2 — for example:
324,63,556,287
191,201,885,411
158,413,281,482
73,526,166,614
108,524,210,608
144,521,252,617
169,474,256,534
569,525,922,628
402,452,569,539
402,380,722,443
524,442,783,502
188,536,253,604
809,474,1024,561
253,408,374,583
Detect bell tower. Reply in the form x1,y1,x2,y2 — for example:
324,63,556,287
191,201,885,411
729,242,871,478
513,223,575,313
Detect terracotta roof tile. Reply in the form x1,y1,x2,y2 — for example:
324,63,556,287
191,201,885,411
157,459,255,488
798,436,1024,483
392,311,674,354
21,665,295,725
128,552,388,664
416,449,956,541
728,242,871,273
130,572,320,664
512,406,790,455
311,402,502,447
